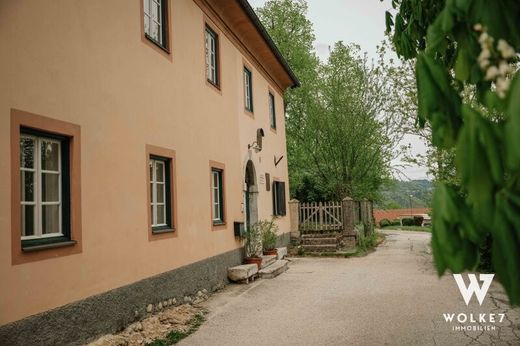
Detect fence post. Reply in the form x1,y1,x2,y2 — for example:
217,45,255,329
368,200,375,232
360,199,368,227
341,197,355,235
289,199,300,238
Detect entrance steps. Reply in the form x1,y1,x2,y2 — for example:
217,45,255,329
301,233,339,253
227,247,289,283
259,260,288,279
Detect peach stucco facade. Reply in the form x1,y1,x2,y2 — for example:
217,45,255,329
0,0,294,326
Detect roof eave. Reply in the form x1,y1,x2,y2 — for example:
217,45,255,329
237,0,301,89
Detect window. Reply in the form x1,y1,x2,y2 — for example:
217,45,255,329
143,0,168,50
205,26,219,87
272,181,286,216
211,168,224,224
244,67,253,112
269,92,276,129
149,156,172,231
19,129,71,247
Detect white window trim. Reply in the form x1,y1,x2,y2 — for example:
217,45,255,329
20,135,63,240
150,158,167,227
144,0,163,45
244,68,252,111
205,28,218,85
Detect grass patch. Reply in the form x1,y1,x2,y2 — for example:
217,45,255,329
356,231,385,256
146,312,206,346
380,225,431,232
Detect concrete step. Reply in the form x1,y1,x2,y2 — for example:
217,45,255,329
302,244,338,252
302,237,337,245
276,247,288,260
301,233,341,238
260,254,277,269
227,264,258,283
259,260,288,279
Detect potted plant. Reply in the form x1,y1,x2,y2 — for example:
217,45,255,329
244,222,262,269
261,219,278,256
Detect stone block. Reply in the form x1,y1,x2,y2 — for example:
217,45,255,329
227,264,258,282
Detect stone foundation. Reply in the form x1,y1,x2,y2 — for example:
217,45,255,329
0,247,244,346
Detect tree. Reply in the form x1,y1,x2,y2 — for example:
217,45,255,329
385,0,520,304
258,1,401,202
256,0,321,198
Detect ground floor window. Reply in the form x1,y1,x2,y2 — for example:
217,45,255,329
20,128,71,247
211,168,224,224
149,156,172,230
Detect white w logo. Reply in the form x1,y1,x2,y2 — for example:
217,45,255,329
453,274,494,306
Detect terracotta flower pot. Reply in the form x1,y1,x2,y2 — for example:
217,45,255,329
263,249,277,256
244,257,262,270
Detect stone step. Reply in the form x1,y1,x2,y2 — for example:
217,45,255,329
276,247,288,260
302,244,338,252
302,237,337,245
259,260,288,279
227,264,258,283
301,233,341,238
260,254,277,269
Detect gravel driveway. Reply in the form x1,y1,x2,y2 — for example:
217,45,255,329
181,231,520,345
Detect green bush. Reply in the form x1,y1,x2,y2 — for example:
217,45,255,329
390,219,401,226
379,218,391,228
413,216,424,226
402,218,414,226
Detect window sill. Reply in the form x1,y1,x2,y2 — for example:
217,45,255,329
152,227,175,235
244,109,254,118
207,79,221,90
145,34,170,54
212,221,226,227
22,240,77,252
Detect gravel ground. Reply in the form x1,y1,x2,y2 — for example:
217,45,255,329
180,231,520,346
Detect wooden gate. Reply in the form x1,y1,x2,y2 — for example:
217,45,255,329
299,201,343,232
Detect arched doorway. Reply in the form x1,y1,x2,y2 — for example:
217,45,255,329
244,160,258,229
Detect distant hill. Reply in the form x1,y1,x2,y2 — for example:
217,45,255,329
375,179,433,209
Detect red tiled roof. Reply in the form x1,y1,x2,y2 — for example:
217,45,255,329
374,208,431,224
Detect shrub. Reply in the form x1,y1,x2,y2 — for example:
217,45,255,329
379,218,391,228
390,219,401,226
413,216,424,226
402,218,414,226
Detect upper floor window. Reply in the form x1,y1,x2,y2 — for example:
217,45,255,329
244,67,253,112
269,92,276,129
149,156,172,230
205,26,219,87
211,168,224,224
143,0,169,50
20,129,71,247
273,181,286,216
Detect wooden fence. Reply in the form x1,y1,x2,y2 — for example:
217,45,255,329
299,201,343,232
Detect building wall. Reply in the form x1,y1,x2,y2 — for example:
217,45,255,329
0,0,290,325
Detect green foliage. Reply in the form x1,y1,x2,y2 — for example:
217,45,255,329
258,1,397,202
259,219,279,251
401,217,414,226
390,219,401,226
244,222,263,258
385,0,520,304
357,226,381,253
379,218,391,228
376,179,433,209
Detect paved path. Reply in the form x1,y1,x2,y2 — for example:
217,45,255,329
182,231,520,345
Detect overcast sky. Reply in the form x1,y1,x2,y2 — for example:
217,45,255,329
249,0,430,180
